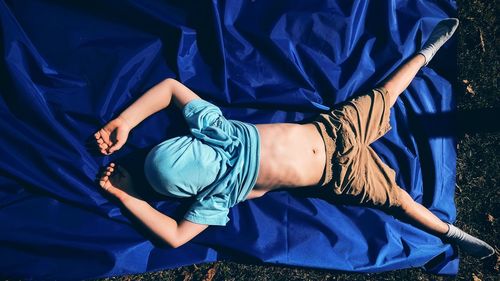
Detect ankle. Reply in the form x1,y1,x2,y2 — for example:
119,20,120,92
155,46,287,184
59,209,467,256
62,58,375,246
415,53,427,67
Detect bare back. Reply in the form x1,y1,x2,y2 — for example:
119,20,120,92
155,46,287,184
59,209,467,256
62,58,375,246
247,123,326,198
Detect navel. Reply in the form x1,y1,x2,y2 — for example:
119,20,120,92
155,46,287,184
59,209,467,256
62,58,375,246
312,148,316,154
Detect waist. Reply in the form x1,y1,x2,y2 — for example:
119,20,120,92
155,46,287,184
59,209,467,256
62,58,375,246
226,120,261,203
255,123,326,189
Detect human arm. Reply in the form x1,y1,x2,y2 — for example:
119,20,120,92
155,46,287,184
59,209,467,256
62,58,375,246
118,78,201,129
95,78,201,154
121,195,208,248
99,163,208,248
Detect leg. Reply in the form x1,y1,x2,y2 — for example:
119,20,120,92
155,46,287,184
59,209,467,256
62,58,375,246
396,189,495,259
397,188,448,235
381,18,460,107
329,128,495,259
382,54,426,107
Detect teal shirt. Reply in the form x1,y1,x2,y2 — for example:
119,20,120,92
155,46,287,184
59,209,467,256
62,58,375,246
144,99,261,226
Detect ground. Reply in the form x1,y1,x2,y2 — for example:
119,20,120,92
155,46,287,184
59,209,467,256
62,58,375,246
94,0,499,280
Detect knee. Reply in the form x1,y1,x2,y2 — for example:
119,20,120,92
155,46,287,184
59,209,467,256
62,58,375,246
393,188,414,212
379,83,398,108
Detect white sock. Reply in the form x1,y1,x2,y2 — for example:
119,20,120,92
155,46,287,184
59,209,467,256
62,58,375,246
444,223,495,259
418,18,460,66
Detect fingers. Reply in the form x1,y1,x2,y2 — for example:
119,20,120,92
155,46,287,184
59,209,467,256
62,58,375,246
94,130,112,155
98,141,109,150
95,133,117,155
94,129,111,145
108,145,119,154
99,176,110,191
94,119,129,155
108,128,128,154
108,144,120,154
102,164,115,176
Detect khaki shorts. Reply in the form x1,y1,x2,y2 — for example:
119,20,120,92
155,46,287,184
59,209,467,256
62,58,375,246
312,87,403,208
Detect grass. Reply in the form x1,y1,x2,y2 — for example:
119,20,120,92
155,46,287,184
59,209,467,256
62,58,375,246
94,0,499,280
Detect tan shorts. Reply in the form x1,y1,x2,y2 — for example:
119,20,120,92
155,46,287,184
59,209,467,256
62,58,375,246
312,87,403,208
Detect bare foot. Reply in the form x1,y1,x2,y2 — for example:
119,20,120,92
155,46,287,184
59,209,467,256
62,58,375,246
99,163,141,201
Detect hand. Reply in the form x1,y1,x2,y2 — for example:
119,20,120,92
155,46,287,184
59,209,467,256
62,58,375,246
99,163,141,201
94,116,131,155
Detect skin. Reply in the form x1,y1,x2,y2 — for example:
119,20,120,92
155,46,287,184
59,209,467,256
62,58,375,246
96,54,449,249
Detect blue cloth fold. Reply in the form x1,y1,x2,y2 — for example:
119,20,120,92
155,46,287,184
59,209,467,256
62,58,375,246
0,0,458,279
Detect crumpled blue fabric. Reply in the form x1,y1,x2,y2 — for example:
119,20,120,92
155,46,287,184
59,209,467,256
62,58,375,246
0,0,459,280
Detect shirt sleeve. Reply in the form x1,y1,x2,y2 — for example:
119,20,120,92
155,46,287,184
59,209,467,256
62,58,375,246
184,193,230,226
182,99,224,131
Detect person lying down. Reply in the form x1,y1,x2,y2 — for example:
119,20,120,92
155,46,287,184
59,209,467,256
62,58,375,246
95,18,495,259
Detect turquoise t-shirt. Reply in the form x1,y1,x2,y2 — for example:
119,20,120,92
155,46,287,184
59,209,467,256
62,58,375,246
144,99,261,226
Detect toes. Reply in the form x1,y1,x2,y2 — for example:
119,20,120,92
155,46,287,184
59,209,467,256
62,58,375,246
94,132,100,139
97,139,103,144
100,130,112,146
110,163,115,167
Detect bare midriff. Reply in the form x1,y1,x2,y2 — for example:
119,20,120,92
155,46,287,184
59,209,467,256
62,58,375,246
246,123,326,200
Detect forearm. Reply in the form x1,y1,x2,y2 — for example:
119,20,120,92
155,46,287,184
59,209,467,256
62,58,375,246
118,78,175,129
120,196,180,247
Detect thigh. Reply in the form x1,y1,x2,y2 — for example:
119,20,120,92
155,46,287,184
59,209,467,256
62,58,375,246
337,88,392,145
330,145,403,208
312,87,393,189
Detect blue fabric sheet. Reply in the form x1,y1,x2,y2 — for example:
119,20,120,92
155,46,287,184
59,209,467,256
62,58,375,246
0,0,459,279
